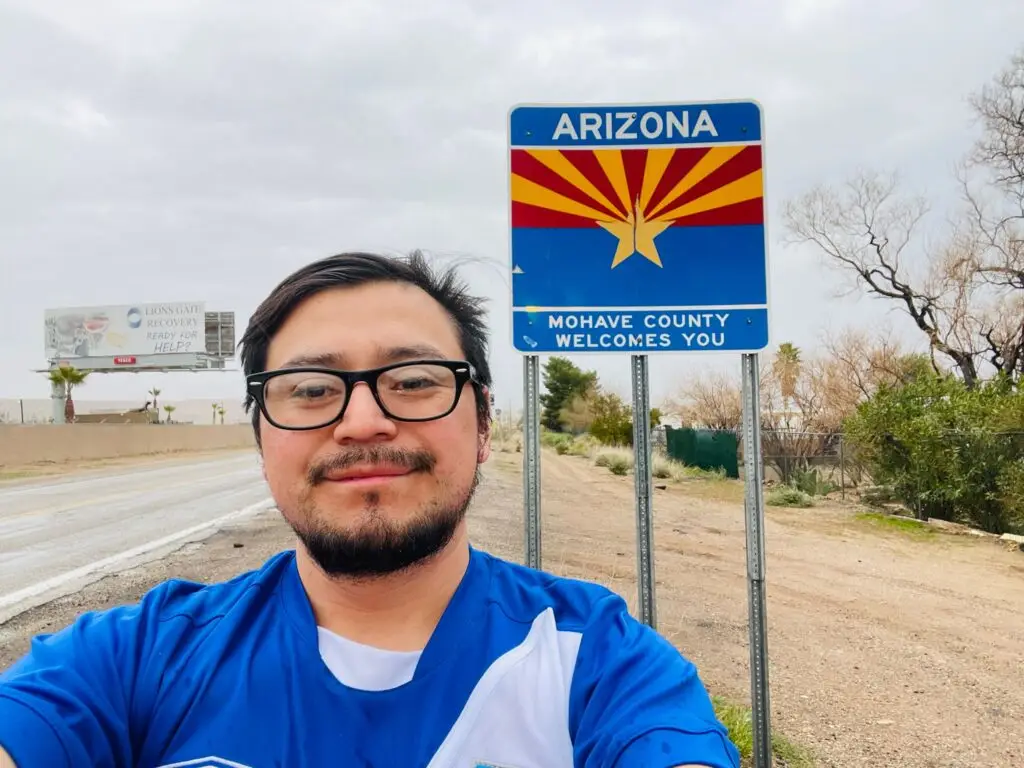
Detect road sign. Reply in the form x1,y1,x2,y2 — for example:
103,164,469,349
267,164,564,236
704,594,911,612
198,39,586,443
507,100,769,354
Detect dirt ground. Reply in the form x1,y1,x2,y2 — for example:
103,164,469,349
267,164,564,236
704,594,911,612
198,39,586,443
2,448,1023,767
0,446,253,483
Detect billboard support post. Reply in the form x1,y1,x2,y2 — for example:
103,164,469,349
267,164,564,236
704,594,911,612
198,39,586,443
49,373,65,424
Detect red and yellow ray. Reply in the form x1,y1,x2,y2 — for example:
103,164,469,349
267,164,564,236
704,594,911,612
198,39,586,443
510,145,764,268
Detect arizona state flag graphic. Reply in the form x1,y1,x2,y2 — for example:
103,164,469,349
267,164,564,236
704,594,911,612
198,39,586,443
508,102,769,354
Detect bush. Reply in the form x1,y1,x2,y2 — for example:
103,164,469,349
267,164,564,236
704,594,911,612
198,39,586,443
767,487,814,507
567,434,599,458
844,374,1024,534
791,468,837,497
595,447,634,475
671,463,727,482
589,391,634,446
859,484,897,506
608,456,631,475
652,455,674,479
541,430,573,450
997,459,1024,534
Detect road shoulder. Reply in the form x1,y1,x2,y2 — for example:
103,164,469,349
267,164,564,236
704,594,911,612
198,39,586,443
0,509,294,670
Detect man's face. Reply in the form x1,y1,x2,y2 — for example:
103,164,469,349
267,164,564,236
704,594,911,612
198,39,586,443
258,280,490,578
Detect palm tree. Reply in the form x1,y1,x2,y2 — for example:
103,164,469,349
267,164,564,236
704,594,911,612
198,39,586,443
47,365,90,423
217,405,226,425
163,404,176,423
149,387,162,423
774,342,802,408
212,402,219,424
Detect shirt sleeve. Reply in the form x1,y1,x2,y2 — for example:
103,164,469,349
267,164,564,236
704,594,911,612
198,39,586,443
568,593,741,768
0,584,176,768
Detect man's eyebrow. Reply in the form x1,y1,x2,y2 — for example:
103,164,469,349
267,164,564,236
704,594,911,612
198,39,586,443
378,344,448,364
280,352,343,368
277,345,449,370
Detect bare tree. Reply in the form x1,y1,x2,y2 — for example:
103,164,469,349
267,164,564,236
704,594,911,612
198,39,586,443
784,48,1024,387
960,47,1024,378
782,172,995,385
661,370,745,431
666,334,941,484
970,48,1024,196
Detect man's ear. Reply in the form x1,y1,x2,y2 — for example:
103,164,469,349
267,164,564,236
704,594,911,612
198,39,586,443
477,387,493,463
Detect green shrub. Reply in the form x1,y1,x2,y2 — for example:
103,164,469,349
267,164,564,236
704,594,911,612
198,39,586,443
608,456,631,475
791,468,837,497
844,374,1024,534
541,431,573,450
767,486,814,508
588,391,634,446
567,434,599,458
859,484,897,506
997,459,1024,534
671,464,727,482
595,447,634,475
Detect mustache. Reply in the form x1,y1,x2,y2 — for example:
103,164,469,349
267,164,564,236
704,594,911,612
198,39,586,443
307,446,436,485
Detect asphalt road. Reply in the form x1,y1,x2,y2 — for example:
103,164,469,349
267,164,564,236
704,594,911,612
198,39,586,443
0,454,272,620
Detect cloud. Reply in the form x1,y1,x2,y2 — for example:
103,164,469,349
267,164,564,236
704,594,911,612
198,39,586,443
1,0,1023,412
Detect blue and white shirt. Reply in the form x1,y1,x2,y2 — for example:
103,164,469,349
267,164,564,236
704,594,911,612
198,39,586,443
0,548,740,767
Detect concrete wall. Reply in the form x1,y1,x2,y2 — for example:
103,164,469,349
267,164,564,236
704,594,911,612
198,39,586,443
0,424,256,466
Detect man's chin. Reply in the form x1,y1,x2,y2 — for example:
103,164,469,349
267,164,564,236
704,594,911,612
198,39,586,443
295,516,463,578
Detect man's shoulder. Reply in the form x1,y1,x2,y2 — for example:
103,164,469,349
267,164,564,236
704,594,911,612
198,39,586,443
135,549,296,625
1,550,298,689
476,548,630,633
51,549,296,646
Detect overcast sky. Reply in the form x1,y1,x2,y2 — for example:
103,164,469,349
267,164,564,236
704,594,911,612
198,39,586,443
2,0,1023,414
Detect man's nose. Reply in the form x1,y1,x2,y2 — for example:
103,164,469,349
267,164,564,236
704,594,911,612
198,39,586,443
331,382,397,443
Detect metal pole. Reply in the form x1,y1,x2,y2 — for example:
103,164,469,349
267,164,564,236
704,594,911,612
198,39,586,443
741,353,772,768
522,355,542,570
839,433,846,501
631,354,657,629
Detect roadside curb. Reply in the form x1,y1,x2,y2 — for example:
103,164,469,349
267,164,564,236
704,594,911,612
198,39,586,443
0,498,277,625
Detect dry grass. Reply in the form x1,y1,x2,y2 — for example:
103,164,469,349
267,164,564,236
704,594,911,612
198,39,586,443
491,426,742,499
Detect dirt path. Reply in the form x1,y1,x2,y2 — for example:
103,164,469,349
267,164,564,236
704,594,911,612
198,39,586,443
2,448,1022,766
500,449,1024,768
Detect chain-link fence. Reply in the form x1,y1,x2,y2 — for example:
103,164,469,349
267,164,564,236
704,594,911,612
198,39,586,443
742,429,865,495
664,426,868,497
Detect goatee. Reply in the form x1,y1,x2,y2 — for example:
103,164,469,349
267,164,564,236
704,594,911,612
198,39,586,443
288,446,480,579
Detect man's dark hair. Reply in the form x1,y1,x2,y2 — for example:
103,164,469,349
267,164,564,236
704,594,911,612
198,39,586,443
239,250,492,447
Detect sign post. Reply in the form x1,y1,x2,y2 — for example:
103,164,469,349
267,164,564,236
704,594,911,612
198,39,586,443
741,352,771,765
507,99,772,766
523,354,542,569
630,353,657,628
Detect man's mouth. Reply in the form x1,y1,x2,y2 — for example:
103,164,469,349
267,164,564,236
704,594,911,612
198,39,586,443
322,464,414,485
308,448,435,486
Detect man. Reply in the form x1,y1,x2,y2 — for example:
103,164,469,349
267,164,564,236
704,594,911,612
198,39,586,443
0,251,740,768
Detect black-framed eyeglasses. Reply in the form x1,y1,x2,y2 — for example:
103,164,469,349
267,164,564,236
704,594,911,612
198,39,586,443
246,359,481,430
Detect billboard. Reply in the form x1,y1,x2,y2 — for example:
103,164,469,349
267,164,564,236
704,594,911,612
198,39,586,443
44,302,207,359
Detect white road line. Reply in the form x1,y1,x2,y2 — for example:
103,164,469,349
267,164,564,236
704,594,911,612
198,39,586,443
0,497,277,625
